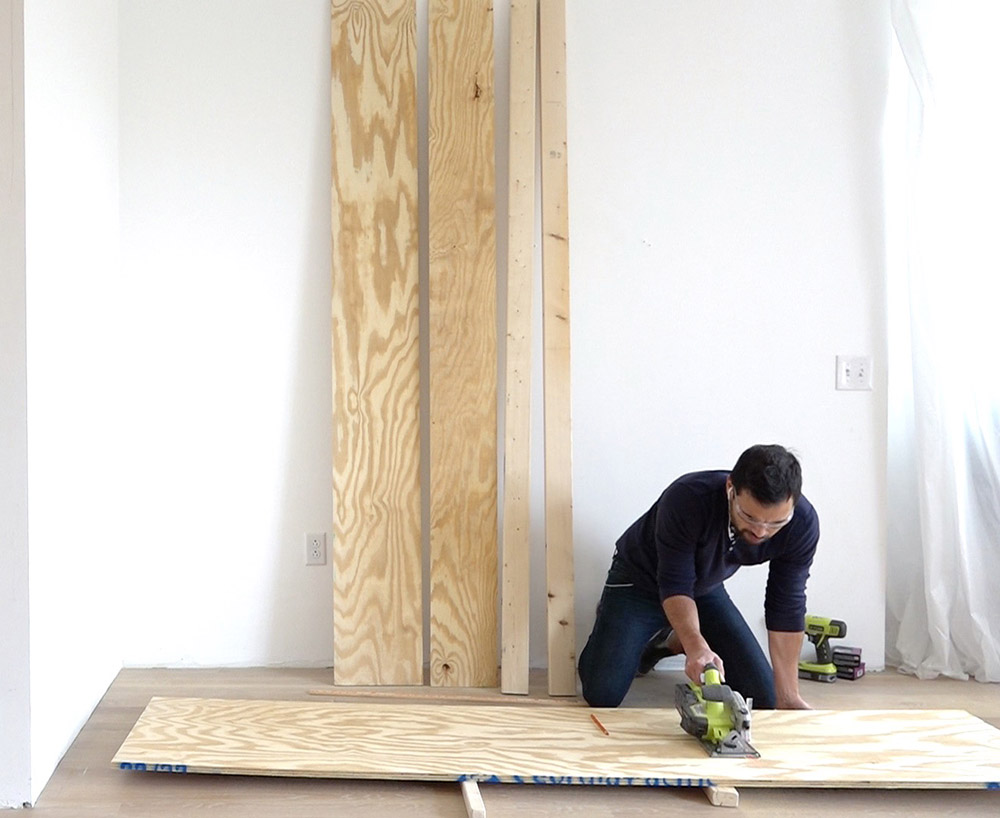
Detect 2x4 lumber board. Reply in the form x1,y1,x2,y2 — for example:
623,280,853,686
308,685,581,706
428,0,499,688
538,0,575,697
461,779,487,818
330,0,422,686
500,0,538,697
114,698,1000,791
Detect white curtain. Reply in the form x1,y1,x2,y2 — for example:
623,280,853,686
885,1,1000,681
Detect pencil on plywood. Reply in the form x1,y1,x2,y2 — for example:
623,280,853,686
330,0,422,686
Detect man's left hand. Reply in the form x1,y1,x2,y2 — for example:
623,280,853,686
775,692,812,710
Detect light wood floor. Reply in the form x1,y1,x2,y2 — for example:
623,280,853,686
31,666,1000,816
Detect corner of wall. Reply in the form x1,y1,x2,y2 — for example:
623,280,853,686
0,0,32,807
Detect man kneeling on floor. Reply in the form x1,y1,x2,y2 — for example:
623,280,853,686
578,444,818,710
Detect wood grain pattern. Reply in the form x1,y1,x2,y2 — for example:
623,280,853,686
501,0,538,697
114,699,1000,790
331,0,422,686
538,0,575,697
427,0,499,688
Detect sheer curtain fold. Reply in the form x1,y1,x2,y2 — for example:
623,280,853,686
886,0,1000,682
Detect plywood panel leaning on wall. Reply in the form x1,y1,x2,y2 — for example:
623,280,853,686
331,0,422,686
428,0,499,688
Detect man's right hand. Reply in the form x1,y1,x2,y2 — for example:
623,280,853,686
685,649,726,685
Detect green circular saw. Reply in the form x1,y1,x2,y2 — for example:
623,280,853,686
675,664,760,758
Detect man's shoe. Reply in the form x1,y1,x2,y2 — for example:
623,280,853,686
636,626,675,676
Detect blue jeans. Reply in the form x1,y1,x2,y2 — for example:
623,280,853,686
578,553,777,708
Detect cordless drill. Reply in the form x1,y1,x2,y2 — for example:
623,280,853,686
798,615,847,682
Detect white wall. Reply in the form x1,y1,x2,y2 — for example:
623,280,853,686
52,0,892,672
564,1,889,670
116,0,335,665
11,0,890,804
1,0,31,806
72,0,893,674
23,0,123,802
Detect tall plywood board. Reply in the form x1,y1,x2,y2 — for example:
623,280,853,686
427,0,499,688
116,698,1000,793
331,0,422,686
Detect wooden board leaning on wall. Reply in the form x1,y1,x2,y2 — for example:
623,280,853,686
331,0,422,686
427,0,499,688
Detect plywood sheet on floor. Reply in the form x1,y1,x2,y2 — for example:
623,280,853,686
114,697,1000,790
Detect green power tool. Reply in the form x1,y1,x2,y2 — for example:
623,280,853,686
798,614,847,682
675,664,760,758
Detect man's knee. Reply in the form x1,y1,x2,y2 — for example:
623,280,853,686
578,645,630,707
579,675,628,708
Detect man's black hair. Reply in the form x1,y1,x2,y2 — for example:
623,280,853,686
730,444,802,505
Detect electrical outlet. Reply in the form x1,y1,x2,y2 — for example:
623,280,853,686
835,355,873,391
305,533,327,566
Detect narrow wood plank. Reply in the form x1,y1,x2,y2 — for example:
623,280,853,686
538,0,575,696
461,780,487,818
114,699,1000,790
500,0,538,697
330,0,422,686
308,686,582,706
427,0,499,688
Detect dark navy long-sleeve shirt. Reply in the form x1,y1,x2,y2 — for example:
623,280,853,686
615,470,819,632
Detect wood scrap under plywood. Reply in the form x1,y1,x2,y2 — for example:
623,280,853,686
461,779,486,818
114,698,1000,793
